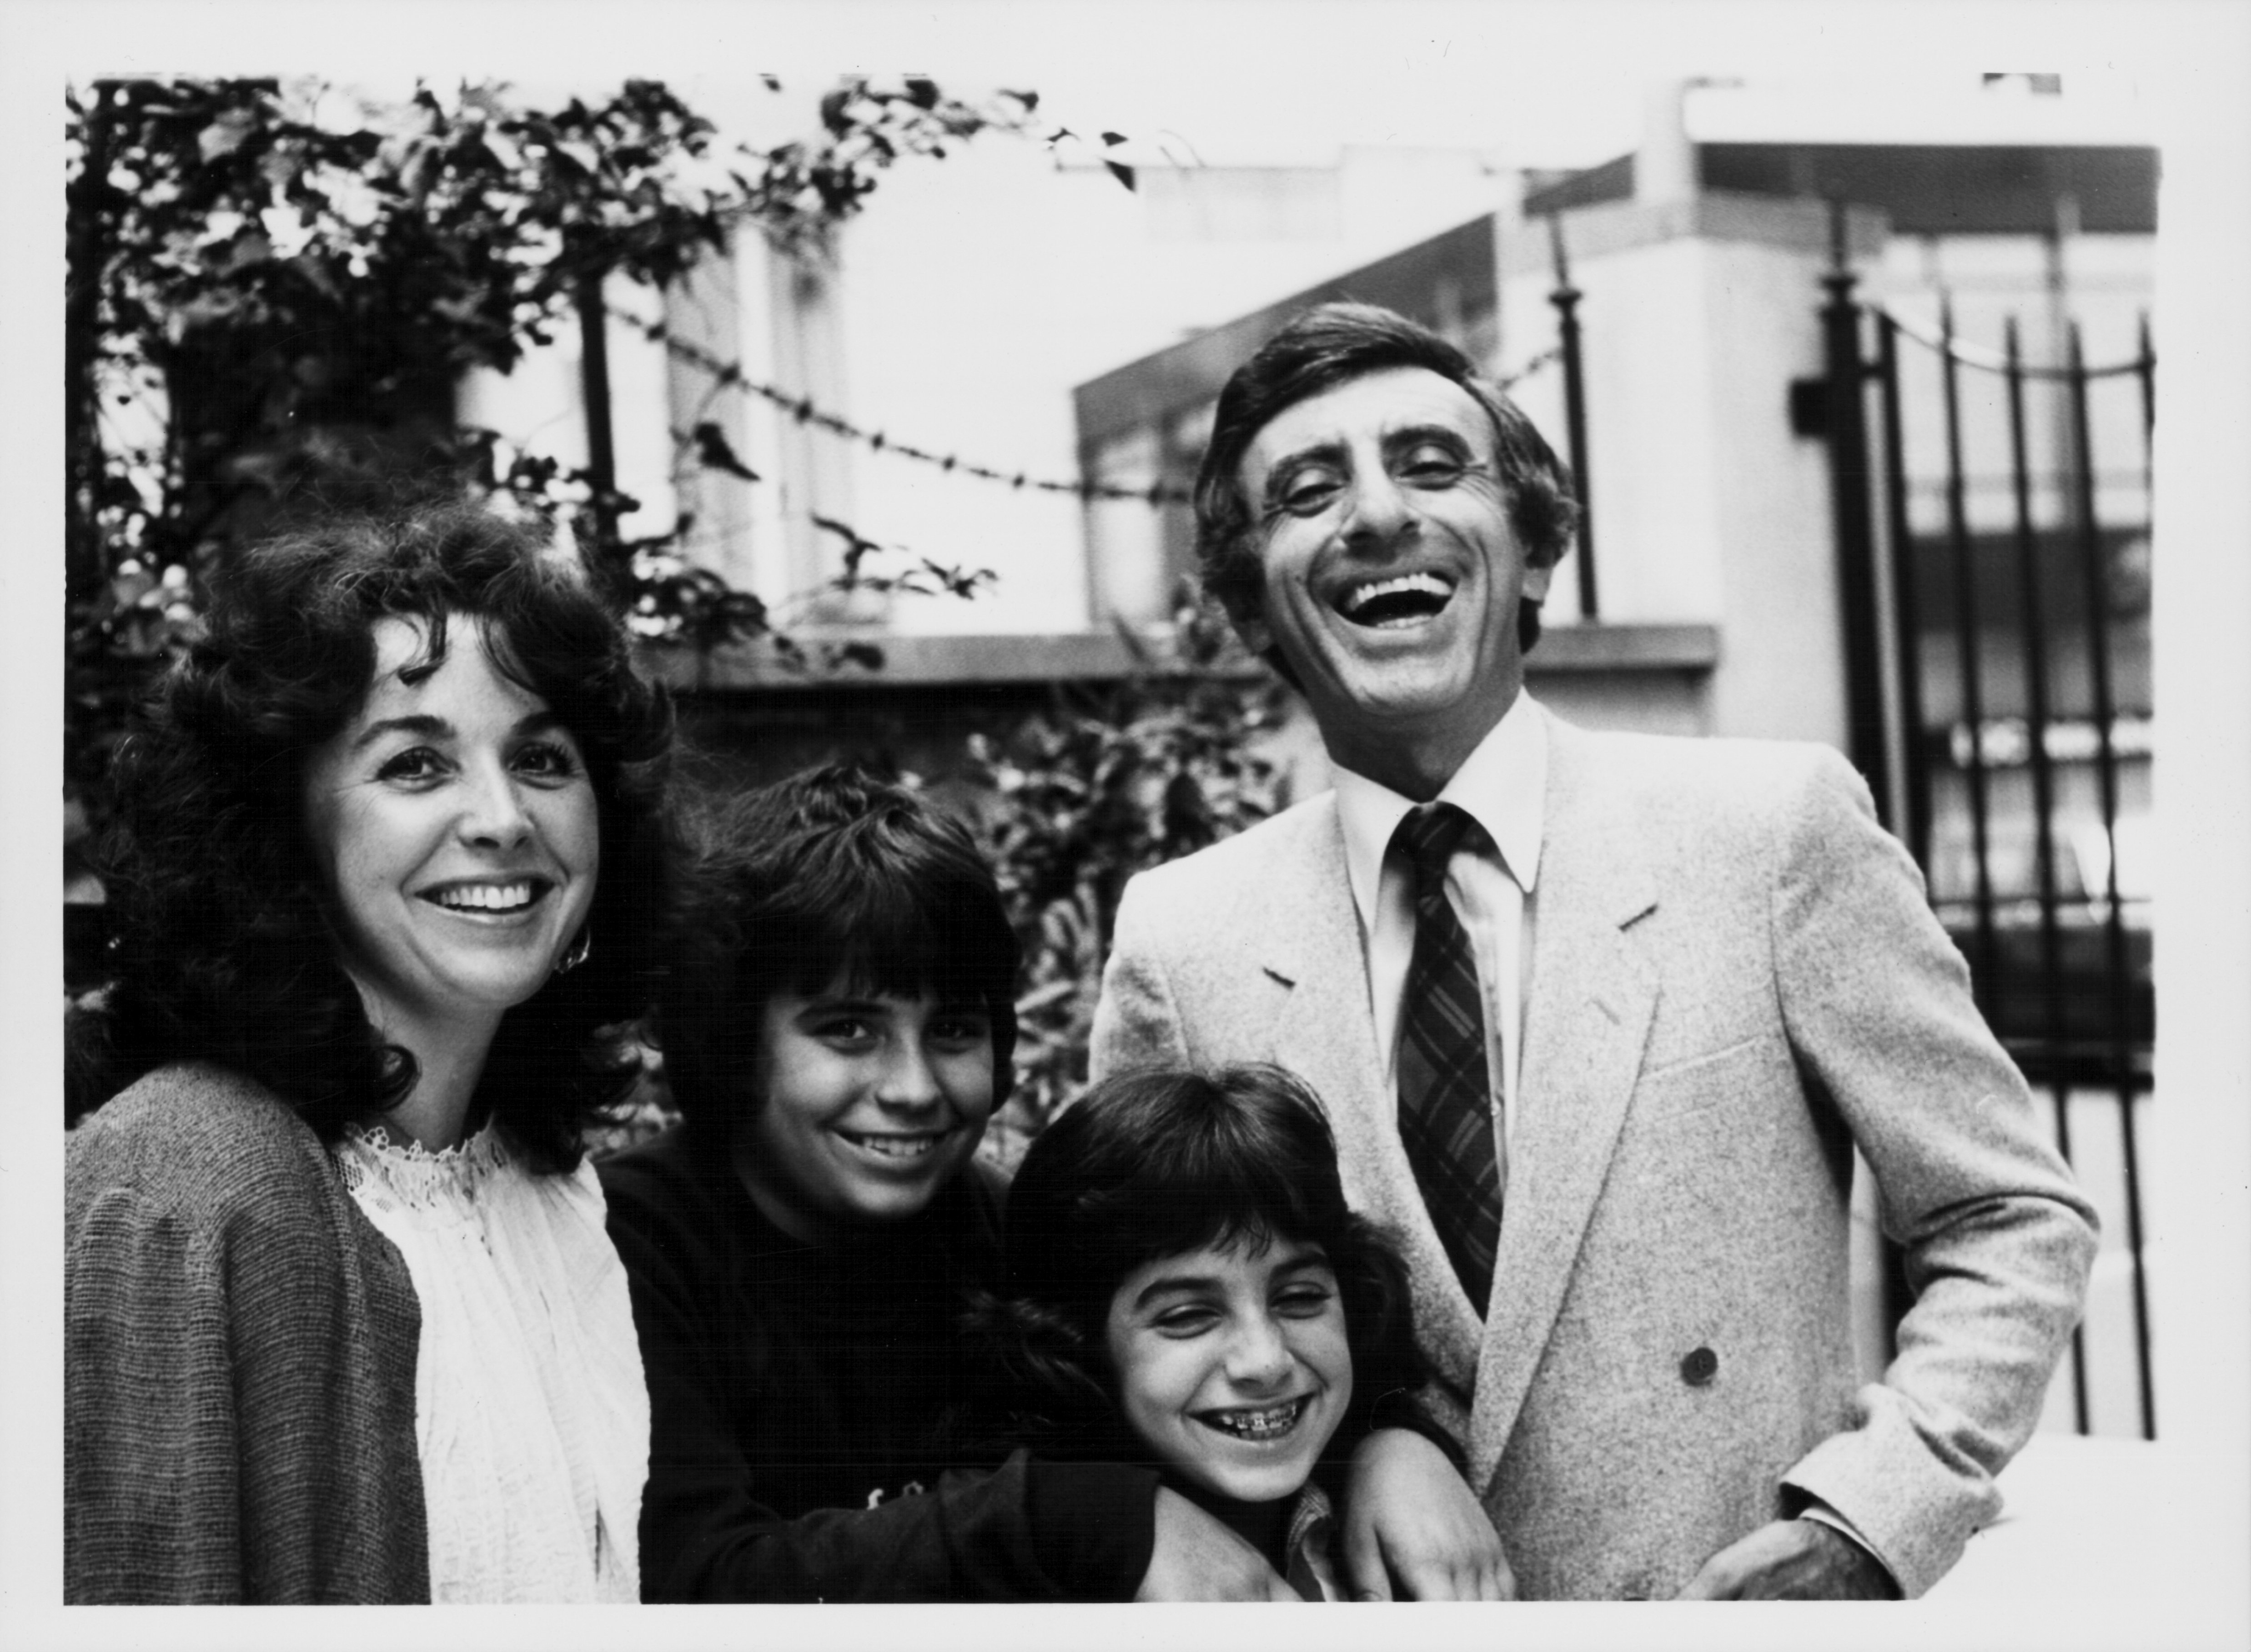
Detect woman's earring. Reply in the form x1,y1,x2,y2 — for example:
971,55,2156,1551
553,927,593,977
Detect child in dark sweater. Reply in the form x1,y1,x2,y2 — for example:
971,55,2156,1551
600,765,1156,1601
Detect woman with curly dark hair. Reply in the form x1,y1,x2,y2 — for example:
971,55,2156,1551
980,1064,1456,1601
65,502,673,1604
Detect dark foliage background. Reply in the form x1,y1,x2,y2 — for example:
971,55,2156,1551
65,74,1283,1143
64,73,1036,840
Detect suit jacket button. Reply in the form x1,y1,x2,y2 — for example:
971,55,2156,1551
1680,1346,1718,1386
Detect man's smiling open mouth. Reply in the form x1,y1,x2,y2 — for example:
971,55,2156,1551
1337,572,1454,628
1195,1396,1312,1441
423,878,550,915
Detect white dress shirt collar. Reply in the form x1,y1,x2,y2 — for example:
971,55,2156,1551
1332,691,1548,934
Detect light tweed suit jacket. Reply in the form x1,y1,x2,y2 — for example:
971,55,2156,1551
1090,707,2098,1600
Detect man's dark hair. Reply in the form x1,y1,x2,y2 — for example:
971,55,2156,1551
73,502,675,1170
653,763,1020,1139
980,1063,1433,1469
1192,301,1580,669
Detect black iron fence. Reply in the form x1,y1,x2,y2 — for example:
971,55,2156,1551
1818,224,2156,1438
1544,213,1598,622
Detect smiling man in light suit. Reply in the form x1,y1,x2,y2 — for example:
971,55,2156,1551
1089,302,2098,1601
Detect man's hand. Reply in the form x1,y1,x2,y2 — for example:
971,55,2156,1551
1674,1518,1895,1600
1136,1486,1299,1601
1341,1427,1512,1601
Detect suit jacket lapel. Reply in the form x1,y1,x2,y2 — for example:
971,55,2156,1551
1466,713,1660,1488
1258,800,1488,1400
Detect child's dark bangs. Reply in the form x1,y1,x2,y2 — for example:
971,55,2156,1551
1122,1176,1315,1277
1210,1155,1340,1259
797,872,1008,1009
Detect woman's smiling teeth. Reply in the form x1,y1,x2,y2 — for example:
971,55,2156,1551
425,879,543,914
1196,1396,1309,1441
1338,571,1453,627
839,1129,945,1160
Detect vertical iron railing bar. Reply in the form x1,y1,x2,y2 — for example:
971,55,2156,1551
2007,316,2067,1075
1875,314,1932,872
2128,313,2156,1439
1939,296,1998,995
2007,315,2088,1432
1869,311,1922,1346
2137,312,2156,498
1822,202,1894,828
576,269,621,568
2067,323,2155,1441
1548,213,1598,620
2115,1057,2154,1437
2113,1014,2155,1436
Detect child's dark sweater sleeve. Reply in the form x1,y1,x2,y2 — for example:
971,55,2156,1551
602,1150,1158,1602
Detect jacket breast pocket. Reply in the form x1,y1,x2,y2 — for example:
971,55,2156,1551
1633,1033,1784,1128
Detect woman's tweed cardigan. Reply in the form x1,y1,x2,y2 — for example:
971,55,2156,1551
65,1064,430,1602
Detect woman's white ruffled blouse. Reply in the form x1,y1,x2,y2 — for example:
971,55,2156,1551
336,1120,646,1603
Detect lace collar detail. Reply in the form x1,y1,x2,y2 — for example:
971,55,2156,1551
336,1115,512,1213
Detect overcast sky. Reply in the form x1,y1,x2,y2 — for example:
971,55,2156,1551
25,0,2181,170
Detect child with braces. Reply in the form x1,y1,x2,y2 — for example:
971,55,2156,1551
979,1063,1452,1601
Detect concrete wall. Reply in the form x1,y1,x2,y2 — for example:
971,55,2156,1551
1500,193,1890,751
708,139,1512,638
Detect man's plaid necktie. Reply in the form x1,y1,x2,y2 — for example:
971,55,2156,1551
1393,802,1503,1315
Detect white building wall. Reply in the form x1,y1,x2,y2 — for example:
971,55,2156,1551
699,136,1515,637
1567,232,1733,632
1694,233,1859,746
455,275,678,544
607,277,677,540
467,88,2151,672
1501,195,1884,748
